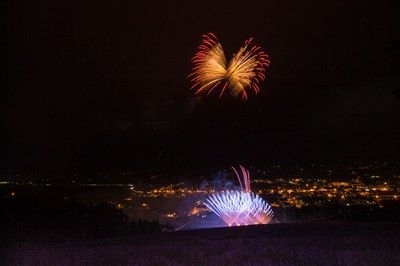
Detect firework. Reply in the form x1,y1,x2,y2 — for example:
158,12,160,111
189,33,270,100
204,166,274,226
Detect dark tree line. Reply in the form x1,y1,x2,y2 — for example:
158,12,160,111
0,197,164,246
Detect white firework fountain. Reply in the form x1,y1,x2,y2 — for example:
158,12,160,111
204,166,274,226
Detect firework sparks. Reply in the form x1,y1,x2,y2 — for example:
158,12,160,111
189,33,270,100
204,166,274,226
205,190,274,226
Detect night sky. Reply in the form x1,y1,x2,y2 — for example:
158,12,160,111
3,1,400,173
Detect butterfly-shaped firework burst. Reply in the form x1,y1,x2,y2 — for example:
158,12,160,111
189,33,270,101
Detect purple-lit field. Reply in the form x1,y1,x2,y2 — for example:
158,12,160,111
2,223,399,265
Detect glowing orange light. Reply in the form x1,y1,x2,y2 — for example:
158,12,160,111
189,33,270,100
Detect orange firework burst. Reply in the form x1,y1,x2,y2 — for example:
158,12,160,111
189,33,270,101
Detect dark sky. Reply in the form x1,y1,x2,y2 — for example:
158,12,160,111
3,1,400,173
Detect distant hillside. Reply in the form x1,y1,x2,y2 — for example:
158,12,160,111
2,223,400,265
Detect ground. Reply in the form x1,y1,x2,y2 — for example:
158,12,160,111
2,222,400,265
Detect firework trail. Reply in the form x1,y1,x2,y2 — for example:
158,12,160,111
189,33,270,101
204,166,274,226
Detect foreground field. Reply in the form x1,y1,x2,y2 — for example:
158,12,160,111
2,222,400,265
